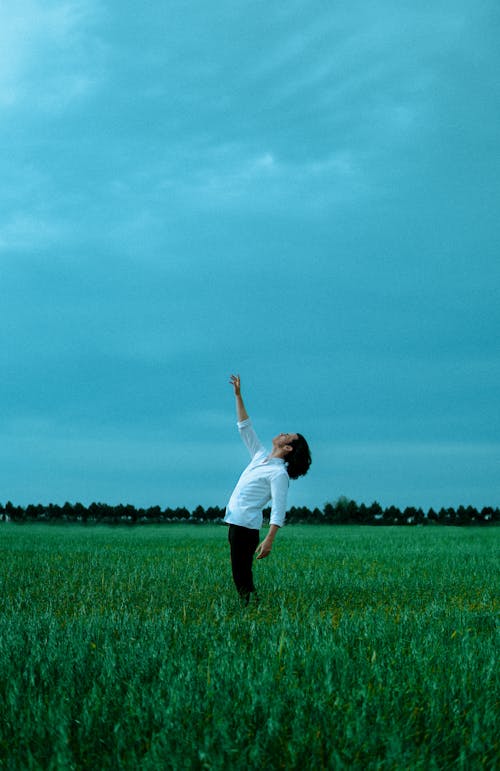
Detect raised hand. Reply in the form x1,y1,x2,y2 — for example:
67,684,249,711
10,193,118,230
229,374,248,421
229,374,241,396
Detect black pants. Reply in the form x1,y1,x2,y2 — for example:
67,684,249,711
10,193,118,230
228,524,260,600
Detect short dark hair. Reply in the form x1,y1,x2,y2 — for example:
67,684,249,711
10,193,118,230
285,434,311,479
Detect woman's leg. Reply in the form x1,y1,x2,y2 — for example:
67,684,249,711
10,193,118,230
228,524,260,603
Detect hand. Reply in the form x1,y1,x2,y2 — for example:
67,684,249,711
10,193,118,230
255,538,272,560
229,374,241,396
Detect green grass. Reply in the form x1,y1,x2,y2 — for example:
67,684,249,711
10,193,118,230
0,524,498,770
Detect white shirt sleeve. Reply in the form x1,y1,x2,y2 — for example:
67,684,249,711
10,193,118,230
237,418,265,459
269,471,289,527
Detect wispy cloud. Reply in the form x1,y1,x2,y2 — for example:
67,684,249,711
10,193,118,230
0,0,105,112
0,212,64,252
134,142,369,217
185,147,367,212
0,161,68,252
249,4,468,106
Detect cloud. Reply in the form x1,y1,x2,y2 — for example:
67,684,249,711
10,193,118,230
0,212,65,252
0,160,64,251
94,4,479,221
240,3,468,134
0,0,105,112
145,143,369,216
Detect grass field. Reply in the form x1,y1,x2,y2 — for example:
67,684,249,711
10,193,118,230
0,524,498,770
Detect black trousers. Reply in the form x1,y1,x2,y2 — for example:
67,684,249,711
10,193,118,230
228,524,260,599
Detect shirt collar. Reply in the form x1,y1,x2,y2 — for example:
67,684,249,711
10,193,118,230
266,455,285,466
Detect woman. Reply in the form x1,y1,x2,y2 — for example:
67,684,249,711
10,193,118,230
224,374,311,604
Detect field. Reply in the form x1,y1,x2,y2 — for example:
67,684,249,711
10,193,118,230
0,524,498,770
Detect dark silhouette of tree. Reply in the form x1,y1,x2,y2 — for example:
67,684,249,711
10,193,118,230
172,507,190,522
383,505,402,524
323,502,342,524
427,507,438,523
204,506,223,522
479,506,494,523
0,498,498,526
368,501,383,523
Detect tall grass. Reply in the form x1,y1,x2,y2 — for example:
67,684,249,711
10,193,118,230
0,524,498,770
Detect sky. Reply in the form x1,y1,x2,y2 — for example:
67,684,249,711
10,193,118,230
1,0,499,512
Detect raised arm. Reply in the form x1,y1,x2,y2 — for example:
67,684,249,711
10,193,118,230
229,374,249,423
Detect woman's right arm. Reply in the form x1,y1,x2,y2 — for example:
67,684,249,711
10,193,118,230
229,374,249,422
229,374,264,458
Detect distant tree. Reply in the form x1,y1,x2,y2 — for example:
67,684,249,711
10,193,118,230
71,502,86,522
336,496,352,523
479,506,494,524
403,506,419,525
465,505,478,524
88,501,107,522
45,503,59,521
288,505,314,523
427,508,438,523
309,507,323,523
354,503,375,524
383,505,402,524
61,501,75,522
325,496,355,524
5,501,23,521
192,505,205,522
145,505,162,522
367,501,383,524
415,508,425,524
204,506,223,522
25,503,43,521
445,507,457,525
322,502,339,524
435,507,447,524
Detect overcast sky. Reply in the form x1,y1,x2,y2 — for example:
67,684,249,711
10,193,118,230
1,0,499,512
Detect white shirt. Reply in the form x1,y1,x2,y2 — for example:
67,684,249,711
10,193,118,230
224,418,289,530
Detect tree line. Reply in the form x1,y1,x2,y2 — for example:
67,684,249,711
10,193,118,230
0,498,497,525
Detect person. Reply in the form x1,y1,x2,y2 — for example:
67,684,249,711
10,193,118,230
224,374,311,604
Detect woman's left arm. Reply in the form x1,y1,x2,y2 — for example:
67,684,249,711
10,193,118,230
255,525,280,560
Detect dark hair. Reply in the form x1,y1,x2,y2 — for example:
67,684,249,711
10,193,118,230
285,434,311,479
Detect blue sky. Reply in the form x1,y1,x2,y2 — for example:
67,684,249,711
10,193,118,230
1,0,499,511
